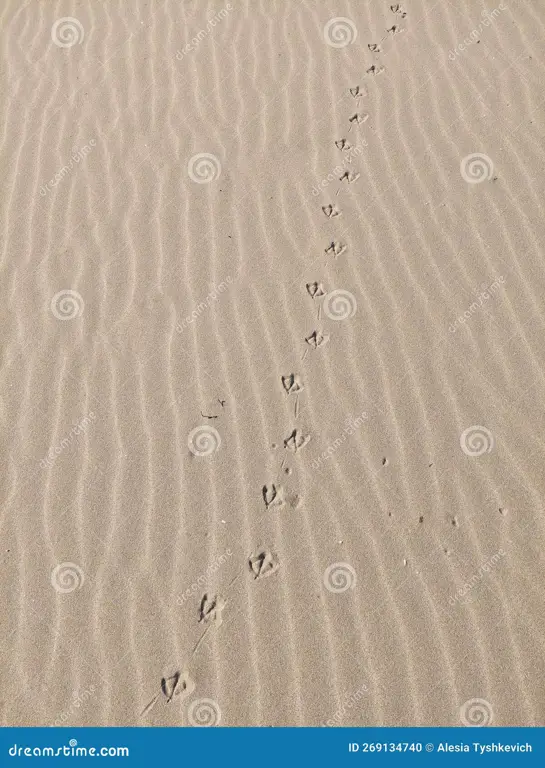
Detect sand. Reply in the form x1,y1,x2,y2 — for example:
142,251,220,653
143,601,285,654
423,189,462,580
1,0,544,727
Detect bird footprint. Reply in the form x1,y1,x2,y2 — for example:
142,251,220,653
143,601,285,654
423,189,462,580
284,429,310,453
322,204,341,218
339,170,360,184
306,282,325,299
282,374,304,394
162,672,194,703
325,241,346,257
199,593,226,626
305,330,329,349
249,549,280,580
349,112,369,126
263,483,285,508
391,4,407,18
141,671,195,716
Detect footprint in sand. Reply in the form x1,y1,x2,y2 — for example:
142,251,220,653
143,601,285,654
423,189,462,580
349,112,369,127
306,282,325,299
325,240,346,257
335,138,352,151
199,593,226,626
368,43,382,53
263,483,285,508
322,204,341,218
249,549,280,580
162,671,194,703
386,24,404,35
339,169,360,184
284,429,310,453
282,373,304,395
391,3,407,18
305,330,329,349
366,64,385,76
349,85,366,99
287,492,302,510
141,671,195,715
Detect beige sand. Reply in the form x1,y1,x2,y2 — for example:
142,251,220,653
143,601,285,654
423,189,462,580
1,0,544,727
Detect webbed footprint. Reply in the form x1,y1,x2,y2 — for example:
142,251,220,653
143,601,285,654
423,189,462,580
282,373,304,394
322,203,341,218
284,429,310,453
249,549,280,580
305,330,329,349
199,593,226,626
262,483,285,508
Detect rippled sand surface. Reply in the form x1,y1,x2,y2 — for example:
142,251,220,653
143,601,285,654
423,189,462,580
1,0,545,726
